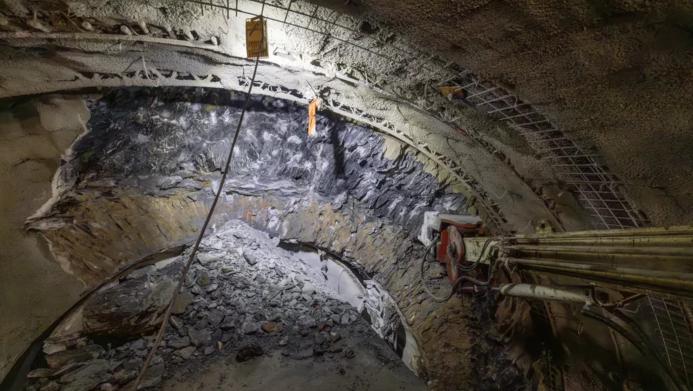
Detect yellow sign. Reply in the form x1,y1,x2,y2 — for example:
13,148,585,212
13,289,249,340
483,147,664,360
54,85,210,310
246,17,268,58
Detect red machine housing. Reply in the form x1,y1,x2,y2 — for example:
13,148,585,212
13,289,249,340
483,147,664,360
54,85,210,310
435,215,483,283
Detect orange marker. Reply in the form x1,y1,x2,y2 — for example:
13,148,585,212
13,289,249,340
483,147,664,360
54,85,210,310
307,98,320,137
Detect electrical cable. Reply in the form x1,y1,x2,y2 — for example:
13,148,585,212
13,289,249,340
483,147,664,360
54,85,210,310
131,3,266,389
420,233,497,303
458,237,492,273
420,232,456,303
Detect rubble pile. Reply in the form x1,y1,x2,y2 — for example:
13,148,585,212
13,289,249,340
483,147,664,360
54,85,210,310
25,220,405,391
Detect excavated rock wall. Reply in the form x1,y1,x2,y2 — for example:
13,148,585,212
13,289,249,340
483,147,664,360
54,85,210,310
29,87,465,283
23,88,524,388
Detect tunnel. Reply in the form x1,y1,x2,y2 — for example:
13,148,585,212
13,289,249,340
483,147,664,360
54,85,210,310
1,1,692,391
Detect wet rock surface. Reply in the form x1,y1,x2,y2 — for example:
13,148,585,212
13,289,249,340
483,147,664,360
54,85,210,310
25,220,421,390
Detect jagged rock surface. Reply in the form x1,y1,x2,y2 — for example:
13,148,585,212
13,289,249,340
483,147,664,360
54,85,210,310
76,88,464,230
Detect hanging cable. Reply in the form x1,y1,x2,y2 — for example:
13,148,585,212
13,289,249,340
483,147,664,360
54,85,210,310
420,233,496,303
420,232,455,303
131,3,266,389
458,237,492,273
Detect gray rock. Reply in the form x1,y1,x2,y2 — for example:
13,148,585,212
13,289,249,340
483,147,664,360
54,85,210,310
293,347,314,360
205,283,219,293
167,335,190,349
129,339,146,351
175,346,196,360
194,318,209,330
196,252,220,265
39,381,60,391
172,291,193,314
126,265,155,280
187,327,212,346
267,311,282,321
208,310,224,327
196,271,211,287
221,333,234,343
157,175,182,190
59,359,111,391
27,368,54,379
138,357,164,389
298,317,317,329
242,249,258,266
241,320,259,334
220,316,236,331
340,312,351,325
82,276,175,337
46,344,104,369
314,332,328,345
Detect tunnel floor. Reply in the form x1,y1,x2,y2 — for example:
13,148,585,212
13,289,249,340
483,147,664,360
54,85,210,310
25,220,424,391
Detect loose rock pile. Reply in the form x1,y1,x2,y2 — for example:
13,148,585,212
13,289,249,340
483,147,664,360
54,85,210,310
25,220,385,391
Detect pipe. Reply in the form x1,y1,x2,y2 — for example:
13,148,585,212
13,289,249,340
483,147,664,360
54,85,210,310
509,236,693,247
504,257,693,297
498,283,589,304
505,244,693,258
511,225,693,239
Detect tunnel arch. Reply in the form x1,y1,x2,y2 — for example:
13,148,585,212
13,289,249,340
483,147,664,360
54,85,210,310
1,0,645,234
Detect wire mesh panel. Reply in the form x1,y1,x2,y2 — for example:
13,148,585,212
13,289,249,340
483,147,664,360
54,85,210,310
647,296,693,388
443,73,648,229
174,0,647,229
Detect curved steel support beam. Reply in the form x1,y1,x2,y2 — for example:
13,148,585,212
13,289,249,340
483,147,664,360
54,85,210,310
0,37,569,233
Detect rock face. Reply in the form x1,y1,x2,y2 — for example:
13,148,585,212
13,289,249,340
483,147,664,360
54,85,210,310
74,87,464,230
23,88,522,390
28,87,467,285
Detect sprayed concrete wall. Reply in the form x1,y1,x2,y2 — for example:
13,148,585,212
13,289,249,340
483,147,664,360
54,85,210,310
0,96,85,380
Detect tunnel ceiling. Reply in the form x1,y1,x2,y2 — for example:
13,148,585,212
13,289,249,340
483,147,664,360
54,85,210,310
2,0,692,232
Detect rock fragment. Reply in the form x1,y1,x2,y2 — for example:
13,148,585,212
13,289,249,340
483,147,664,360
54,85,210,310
175,346,196,360
242,249,258,265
